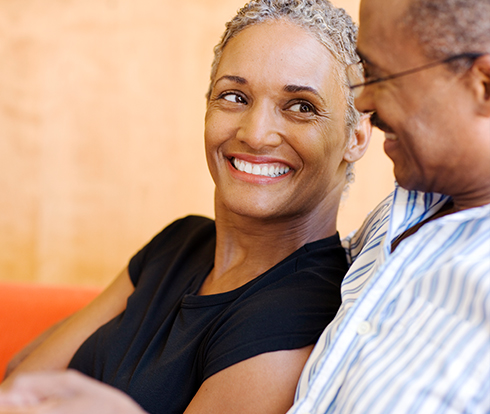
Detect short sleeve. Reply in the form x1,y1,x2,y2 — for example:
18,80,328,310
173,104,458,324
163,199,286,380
128,216,215,287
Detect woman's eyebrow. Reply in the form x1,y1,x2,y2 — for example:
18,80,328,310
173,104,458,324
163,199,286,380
215,75,248,85
284,84,325,104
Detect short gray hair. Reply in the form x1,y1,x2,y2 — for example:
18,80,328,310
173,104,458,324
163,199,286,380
207,0,362,183
403,0,490,71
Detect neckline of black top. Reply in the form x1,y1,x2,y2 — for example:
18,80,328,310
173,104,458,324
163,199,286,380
181,232,341,307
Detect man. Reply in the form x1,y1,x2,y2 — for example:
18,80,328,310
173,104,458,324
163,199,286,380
0,0,489,412
290,0,490,412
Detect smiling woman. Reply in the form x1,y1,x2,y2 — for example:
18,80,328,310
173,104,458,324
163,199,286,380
1,1,370,414
206,20,354,227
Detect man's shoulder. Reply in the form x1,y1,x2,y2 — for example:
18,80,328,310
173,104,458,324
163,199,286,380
342,191,394,264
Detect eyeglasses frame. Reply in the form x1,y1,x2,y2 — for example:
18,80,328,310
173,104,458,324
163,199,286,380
347,52,485,95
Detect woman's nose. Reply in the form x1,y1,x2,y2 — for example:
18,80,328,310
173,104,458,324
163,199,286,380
236,102,283,150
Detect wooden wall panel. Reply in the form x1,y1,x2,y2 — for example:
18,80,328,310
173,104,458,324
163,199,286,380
0,0,394,287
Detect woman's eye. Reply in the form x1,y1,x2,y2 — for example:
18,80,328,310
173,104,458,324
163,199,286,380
222,93,246,104
289,102,315,113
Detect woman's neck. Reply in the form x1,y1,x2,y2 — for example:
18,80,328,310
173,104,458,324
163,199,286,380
199,205,338,296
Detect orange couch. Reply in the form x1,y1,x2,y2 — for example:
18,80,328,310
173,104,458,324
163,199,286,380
0,282,101,379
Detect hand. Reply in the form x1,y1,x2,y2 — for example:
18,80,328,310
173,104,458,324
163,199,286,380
0,370,147,414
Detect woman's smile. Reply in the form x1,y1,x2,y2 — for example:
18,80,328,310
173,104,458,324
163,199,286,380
230,157,291,178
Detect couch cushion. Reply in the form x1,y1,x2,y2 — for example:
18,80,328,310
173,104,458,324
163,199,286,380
0,282,101,379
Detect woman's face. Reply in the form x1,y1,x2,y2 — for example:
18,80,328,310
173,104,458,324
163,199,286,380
205,20,353,221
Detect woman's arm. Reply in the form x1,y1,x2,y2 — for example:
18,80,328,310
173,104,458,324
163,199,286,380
184,345,314,414
0,347,312,414
4,318,68,379
2,268,134,387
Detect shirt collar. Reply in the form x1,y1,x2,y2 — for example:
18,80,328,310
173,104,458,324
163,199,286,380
384,183,450,255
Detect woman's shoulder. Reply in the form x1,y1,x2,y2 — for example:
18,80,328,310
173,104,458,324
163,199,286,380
154,215,215,240
128,215,216,287
225,234,347,329
136,215,215,256
261,232,348,291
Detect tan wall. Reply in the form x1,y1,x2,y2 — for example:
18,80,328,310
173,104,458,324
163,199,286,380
0,0,394,287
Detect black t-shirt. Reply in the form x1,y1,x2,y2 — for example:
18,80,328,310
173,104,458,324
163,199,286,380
69,216,348,414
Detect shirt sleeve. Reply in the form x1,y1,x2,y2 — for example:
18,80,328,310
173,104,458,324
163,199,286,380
128,216,215,287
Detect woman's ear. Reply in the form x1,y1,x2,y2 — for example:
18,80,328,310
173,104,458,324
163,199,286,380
343,113,372,163
470,54,490,117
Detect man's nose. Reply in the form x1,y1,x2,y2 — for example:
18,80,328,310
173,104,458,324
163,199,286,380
236,102,283,150
354,86,376,114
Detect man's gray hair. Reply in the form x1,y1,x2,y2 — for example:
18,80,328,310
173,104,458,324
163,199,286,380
207,0,362,183
403,0,490,71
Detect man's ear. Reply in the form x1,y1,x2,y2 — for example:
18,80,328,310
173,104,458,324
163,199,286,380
343,113,372,163
470,54,490,117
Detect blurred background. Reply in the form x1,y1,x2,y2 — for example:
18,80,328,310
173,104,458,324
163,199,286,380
0,0,393,287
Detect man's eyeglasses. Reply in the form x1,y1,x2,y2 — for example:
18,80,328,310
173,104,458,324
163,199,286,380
347,52,485,98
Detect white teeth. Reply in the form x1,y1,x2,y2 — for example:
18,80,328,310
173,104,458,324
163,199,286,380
232,158,290,178
385,133,398,141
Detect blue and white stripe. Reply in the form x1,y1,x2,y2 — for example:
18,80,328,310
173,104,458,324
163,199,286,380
290,184,490,414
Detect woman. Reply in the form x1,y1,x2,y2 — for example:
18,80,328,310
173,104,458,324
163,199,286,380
2,0,370,413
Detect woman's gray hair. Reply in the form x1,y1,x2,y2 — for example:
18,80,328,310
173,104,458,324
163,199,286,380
207,0,362,184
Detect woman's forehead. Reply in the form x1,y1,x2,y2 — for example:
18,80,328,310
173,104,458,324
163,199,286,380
215,20,339,91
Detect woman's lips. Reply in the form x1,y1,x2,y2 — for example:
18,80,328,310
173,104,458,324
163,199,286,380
230,157,291,178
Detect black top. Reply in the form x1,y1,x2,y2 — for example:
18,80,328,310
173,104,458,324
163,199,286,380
69,216,348,414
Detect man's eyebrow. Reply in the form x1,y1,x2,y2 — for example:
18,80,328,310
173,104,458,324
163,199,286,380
355,49,377,68
214,75,248,85
284,84,325,104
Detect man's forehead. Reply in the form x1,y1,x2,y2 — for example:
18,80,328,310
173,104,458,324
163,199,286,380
360,0,411,16
359,0,410,34
358,0,412,59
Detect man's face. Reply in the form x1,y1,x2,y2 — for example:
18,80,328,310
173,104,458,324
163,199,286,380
356,0,487,199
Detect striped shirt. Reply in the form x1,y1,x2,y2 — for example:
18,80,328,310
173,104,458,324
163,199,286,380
290,184,490,414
